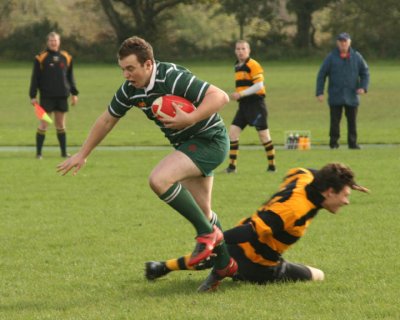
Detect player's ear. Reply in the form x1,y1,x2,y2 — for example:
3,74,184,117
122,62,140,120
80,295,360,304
144,60,153,70
328,187,339,198
323,187,334,199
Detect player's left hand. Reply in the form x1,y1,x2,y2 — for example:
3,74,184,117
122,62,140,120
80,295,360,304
159,102,195,130
230,92,241,101
30,98,38,106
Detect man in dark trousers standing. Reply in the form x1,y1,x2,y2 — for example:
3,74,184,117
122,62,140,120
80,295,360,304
316,32,369,149
30,31,79,159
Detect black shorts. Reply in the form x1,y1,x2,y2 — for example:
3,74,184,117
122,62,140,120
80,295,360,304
231,96,268,131
40,97,69,113
227,244,312,284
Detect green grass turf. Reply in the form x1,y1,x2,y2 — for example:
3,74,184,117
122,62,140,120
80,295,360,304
0,61,399,147
1,147,399,319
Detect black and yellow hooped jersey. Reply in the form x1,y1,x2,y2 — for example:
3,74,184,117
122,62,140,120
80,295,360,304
238,168,325,266
234,57,266,96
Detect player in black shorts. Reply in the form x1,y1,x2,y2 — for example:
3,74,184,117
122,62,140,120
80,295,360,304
145,163,369,291
29,32,79,159
224,40,276,173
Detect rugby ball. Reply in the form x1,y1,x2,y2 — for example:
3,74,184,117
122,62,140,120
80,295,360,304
151,95,196,120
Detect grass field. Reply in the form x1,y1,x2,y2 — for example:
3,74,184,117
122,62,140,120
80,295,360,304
1,147,399,319
1,61,400,319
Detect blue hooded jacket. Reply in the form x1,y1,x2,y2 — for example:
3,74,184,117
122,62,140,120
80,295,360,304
316,47,369,107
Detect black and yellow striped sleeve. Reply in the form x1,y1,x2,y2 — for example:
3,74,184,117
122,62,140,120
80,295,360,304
248,59,264,83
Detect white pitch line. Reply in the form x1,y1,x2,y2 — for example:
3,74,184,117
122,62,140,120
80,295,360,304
0,144,398,152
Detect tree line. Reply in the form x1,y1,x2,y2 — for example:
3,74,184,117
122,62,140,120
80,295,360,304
0,0,399,61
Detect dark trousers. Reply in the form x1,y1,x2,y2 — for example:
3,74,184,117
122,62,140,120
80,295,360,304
329,105,358,147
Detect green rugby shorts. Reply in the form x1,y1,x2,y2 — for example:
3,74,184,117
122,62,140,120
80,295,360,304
176,126,229,177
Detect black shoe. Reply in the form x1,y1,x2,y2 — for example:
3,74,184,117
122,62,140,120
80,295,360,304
36,154,43,160
61,153,71,158
267,165,276,172
330,143,339,149
145,261,171,280
197,270,221,292
349,145,361,150
223,167,237,174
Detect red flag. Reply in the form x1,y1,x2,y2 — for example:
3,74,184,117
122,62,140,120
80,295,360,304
33,103,53,124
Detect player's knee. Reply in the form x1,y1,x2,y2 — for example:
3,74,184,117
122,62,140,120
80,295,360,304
229,135,239,141
148,172,172,195
258,129,271,142
307,266,325,281
38,123,49,131
229,131,239,141
229,125,241,140
148,173,162,193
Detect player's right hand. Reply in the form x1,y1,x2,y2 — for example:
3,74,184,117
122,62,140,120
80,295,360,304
57,153,86,176
316,95,324,102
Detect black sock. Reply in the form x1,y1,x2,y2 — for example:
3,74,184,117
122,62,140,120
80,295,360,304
57,128,67,156
36,129,46,156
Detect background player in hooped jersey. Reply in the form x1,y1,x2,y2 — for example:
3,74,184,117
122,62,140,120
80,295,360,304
57,36,237,292
146,163,369,291
225,40,276,173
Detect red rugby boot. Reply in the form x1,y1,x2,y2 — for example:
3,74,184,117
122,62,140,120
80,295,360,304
197,257,239,292
188,225,223,267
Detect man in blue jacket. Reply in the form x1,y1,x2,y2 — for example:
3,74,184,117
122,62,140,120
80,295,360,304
316,32,369,149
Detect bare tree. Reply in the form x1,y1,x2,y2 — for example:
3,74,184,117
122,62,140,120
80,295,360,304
98,0,195,43
0,0,15,37
220,0,275,39
287,0,337,48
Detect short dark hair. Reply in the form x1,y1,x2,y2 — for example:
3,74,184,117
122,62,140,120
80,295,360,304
312,163,356,193
117,36,154,64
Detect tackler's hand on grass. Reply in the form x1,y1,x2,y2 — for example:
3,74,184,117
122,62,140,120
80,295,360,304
57,153,86,176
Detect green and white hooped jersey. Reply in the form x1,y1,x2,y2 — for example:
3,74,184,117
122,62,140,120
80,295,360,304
108,61,224,146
